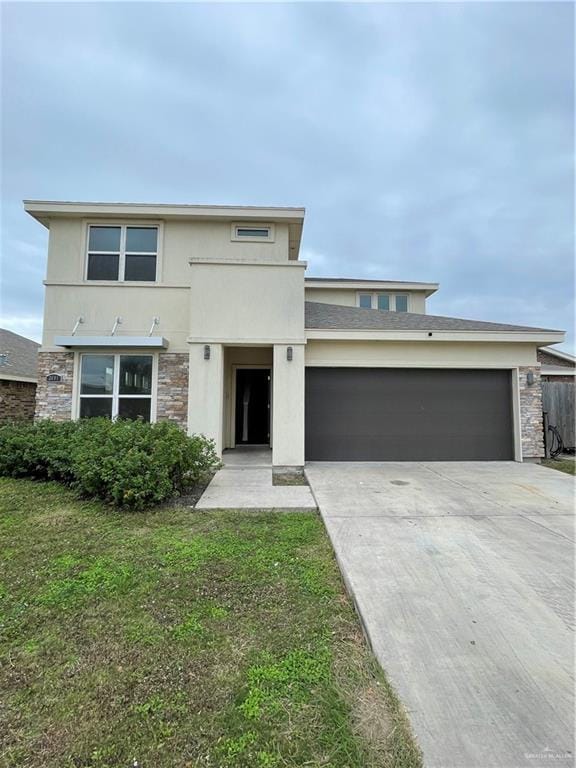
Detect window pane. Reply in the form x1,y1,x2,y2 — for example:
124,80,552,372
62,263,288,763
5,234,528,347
124,254,157,281
80,398,113,419
359,294,372,309
395,295,408,313
88,226,121,252
87,253,119,280
236,227,269,237
81,355,114,394
119,356,152,395
377,295,390,311
118,398,151,421
126,227,158,253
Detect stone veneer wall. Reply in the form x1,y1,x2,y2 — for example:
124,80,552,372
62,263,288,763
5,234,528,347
35,351,75,421
519,366,544,459
156,353,189,430
0,380,37,422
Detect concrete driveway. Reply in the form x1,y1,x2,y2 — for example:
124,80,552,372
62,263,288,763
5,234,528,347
305,462,575,768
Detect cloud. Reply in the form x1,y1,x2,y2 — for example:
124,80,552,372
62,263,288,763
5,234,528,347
1,2,573,352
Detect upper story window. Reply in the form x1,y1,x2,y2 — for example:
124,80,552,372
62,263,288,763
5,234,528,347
359,293,372,309
87,225,158,282
231,223,275,242
395,295,408,313
357,293,410,313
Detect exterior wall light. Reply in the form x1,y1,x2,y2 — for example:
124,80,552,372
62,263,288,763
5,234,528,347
287,346,293,361
526,371,535,386
204,345,210,360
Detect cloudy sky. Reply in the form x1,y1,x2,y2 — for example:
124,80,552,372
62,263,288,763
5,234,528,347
1,2,574,351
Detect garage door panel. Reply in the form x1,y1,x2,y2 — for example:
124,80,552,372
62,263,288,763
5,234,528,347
305,368,514,461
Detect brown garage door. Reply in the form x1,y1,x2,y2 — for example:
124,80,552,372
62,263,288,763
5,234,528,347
305,368,514,461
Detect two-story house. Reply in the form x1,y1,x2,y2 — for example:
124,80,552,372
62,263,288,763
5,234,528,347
25,200,565,466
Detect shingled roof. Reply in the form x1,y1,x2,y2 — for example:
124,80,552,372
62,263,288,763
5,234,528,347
0,329,40,381
305,301,560,333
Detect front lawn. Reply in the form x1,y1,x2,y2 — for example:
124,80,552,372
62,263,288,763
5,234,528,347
0,479,420,768
542,458,576,475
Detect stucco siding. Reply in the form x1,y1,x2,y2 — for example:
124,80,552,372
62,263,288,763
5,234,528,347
305,340,538,367
189,262,305,343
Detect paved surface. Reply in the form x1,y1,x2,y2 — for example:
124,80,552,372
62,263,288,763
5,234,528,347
196,466,316,510
306,461,575,768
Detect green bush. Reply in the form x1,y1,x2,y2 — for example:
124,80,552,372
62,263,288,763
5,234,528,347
0,420,78,482
0,418,220,510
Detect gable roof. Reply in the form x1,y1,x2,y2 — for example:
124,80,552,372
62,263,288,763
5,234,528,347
0,329,40,381
304,301,562,334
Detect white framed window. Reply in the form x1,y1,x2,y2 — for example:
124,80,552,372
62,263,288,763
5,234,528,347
231,222,275,242
85,224,160,282
78,353,156,421
356,293,411,312
359,293,372,309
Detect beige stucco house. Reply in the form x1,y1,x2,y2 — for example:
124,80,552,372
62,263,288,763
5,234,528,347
26,200,565,466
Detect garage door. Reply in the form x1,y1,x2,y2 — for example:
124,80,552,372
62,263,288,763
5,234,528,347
305,368,514,461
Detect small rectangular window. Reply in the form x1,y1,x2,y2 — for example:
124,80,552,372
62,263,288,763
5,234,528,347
86,225,158,282
377,295,390,311
235,227,270,238
395,295,408,313
359,294,373,309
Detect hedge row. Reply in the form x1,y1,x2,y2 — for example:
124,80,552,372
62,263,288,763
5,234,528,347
0,419,220,510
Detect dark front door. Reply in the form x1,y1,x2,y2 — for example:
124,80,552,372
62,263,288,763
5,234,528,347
235,369,271,445
305,368,514,461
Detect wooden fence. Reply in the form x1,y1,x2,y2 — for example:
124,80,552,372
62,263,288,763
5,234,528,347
542,380,575,449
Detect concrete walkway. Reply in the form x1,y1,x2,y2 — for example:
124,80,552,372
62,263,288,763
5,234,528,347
196,448,317,510
306,461,575,768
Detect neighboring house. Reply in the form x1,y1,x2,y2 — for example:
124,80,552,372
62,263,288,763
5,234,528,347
537,347,575,382
538,347,575,451
25,200,565,465
0,328,40,422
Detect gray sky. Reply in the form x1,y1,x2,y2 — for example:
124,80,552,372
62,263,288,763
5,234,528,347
1,2,574,352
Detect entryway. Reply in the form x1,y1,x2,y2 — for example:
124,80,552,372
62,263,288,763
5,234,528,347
235,368,271,446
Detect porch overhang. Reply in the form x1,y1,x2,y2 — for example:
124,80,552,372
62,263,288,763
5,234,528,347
54,336,169,349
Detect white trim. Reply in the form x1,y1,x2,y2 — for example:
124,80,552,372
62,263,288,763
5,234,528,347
306,279,439,295
540,367,576,376
305,329,565,344
231,222,275,243
511,368,522,462
0,373,37,384
25,200,305,222
188,258,306,268
540,347,576,364
83,221,163,284
55,336,169,349
75,352,157,422
187,336,306,345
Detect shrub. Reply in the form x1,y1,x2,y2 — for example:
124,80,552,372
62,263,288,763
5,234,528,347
0,418,220,510
0,420,78,482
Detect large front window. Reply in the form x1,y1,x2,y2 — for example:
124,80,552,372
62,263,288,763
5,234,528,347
86,225,158,282
79,354,153,421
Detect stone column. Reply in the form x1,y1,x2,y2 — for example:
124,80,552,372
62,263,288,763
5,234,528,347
35,351,75,421
156,353,189,430
519,366,544,460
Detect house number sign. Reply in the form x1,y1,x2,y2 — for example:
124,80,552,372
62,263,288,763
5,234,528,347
46,374,62,382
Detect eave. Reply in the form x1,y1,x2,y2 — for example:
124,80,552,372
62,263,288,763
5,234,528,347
305,329,566,344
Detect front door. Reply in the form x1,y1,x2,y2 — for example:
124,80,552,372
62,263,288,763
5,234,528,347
235,369,271,445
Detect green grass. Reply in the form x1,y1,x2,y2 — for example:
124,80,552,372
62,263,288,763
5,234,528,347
0,478,420,768
542,458,576,475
